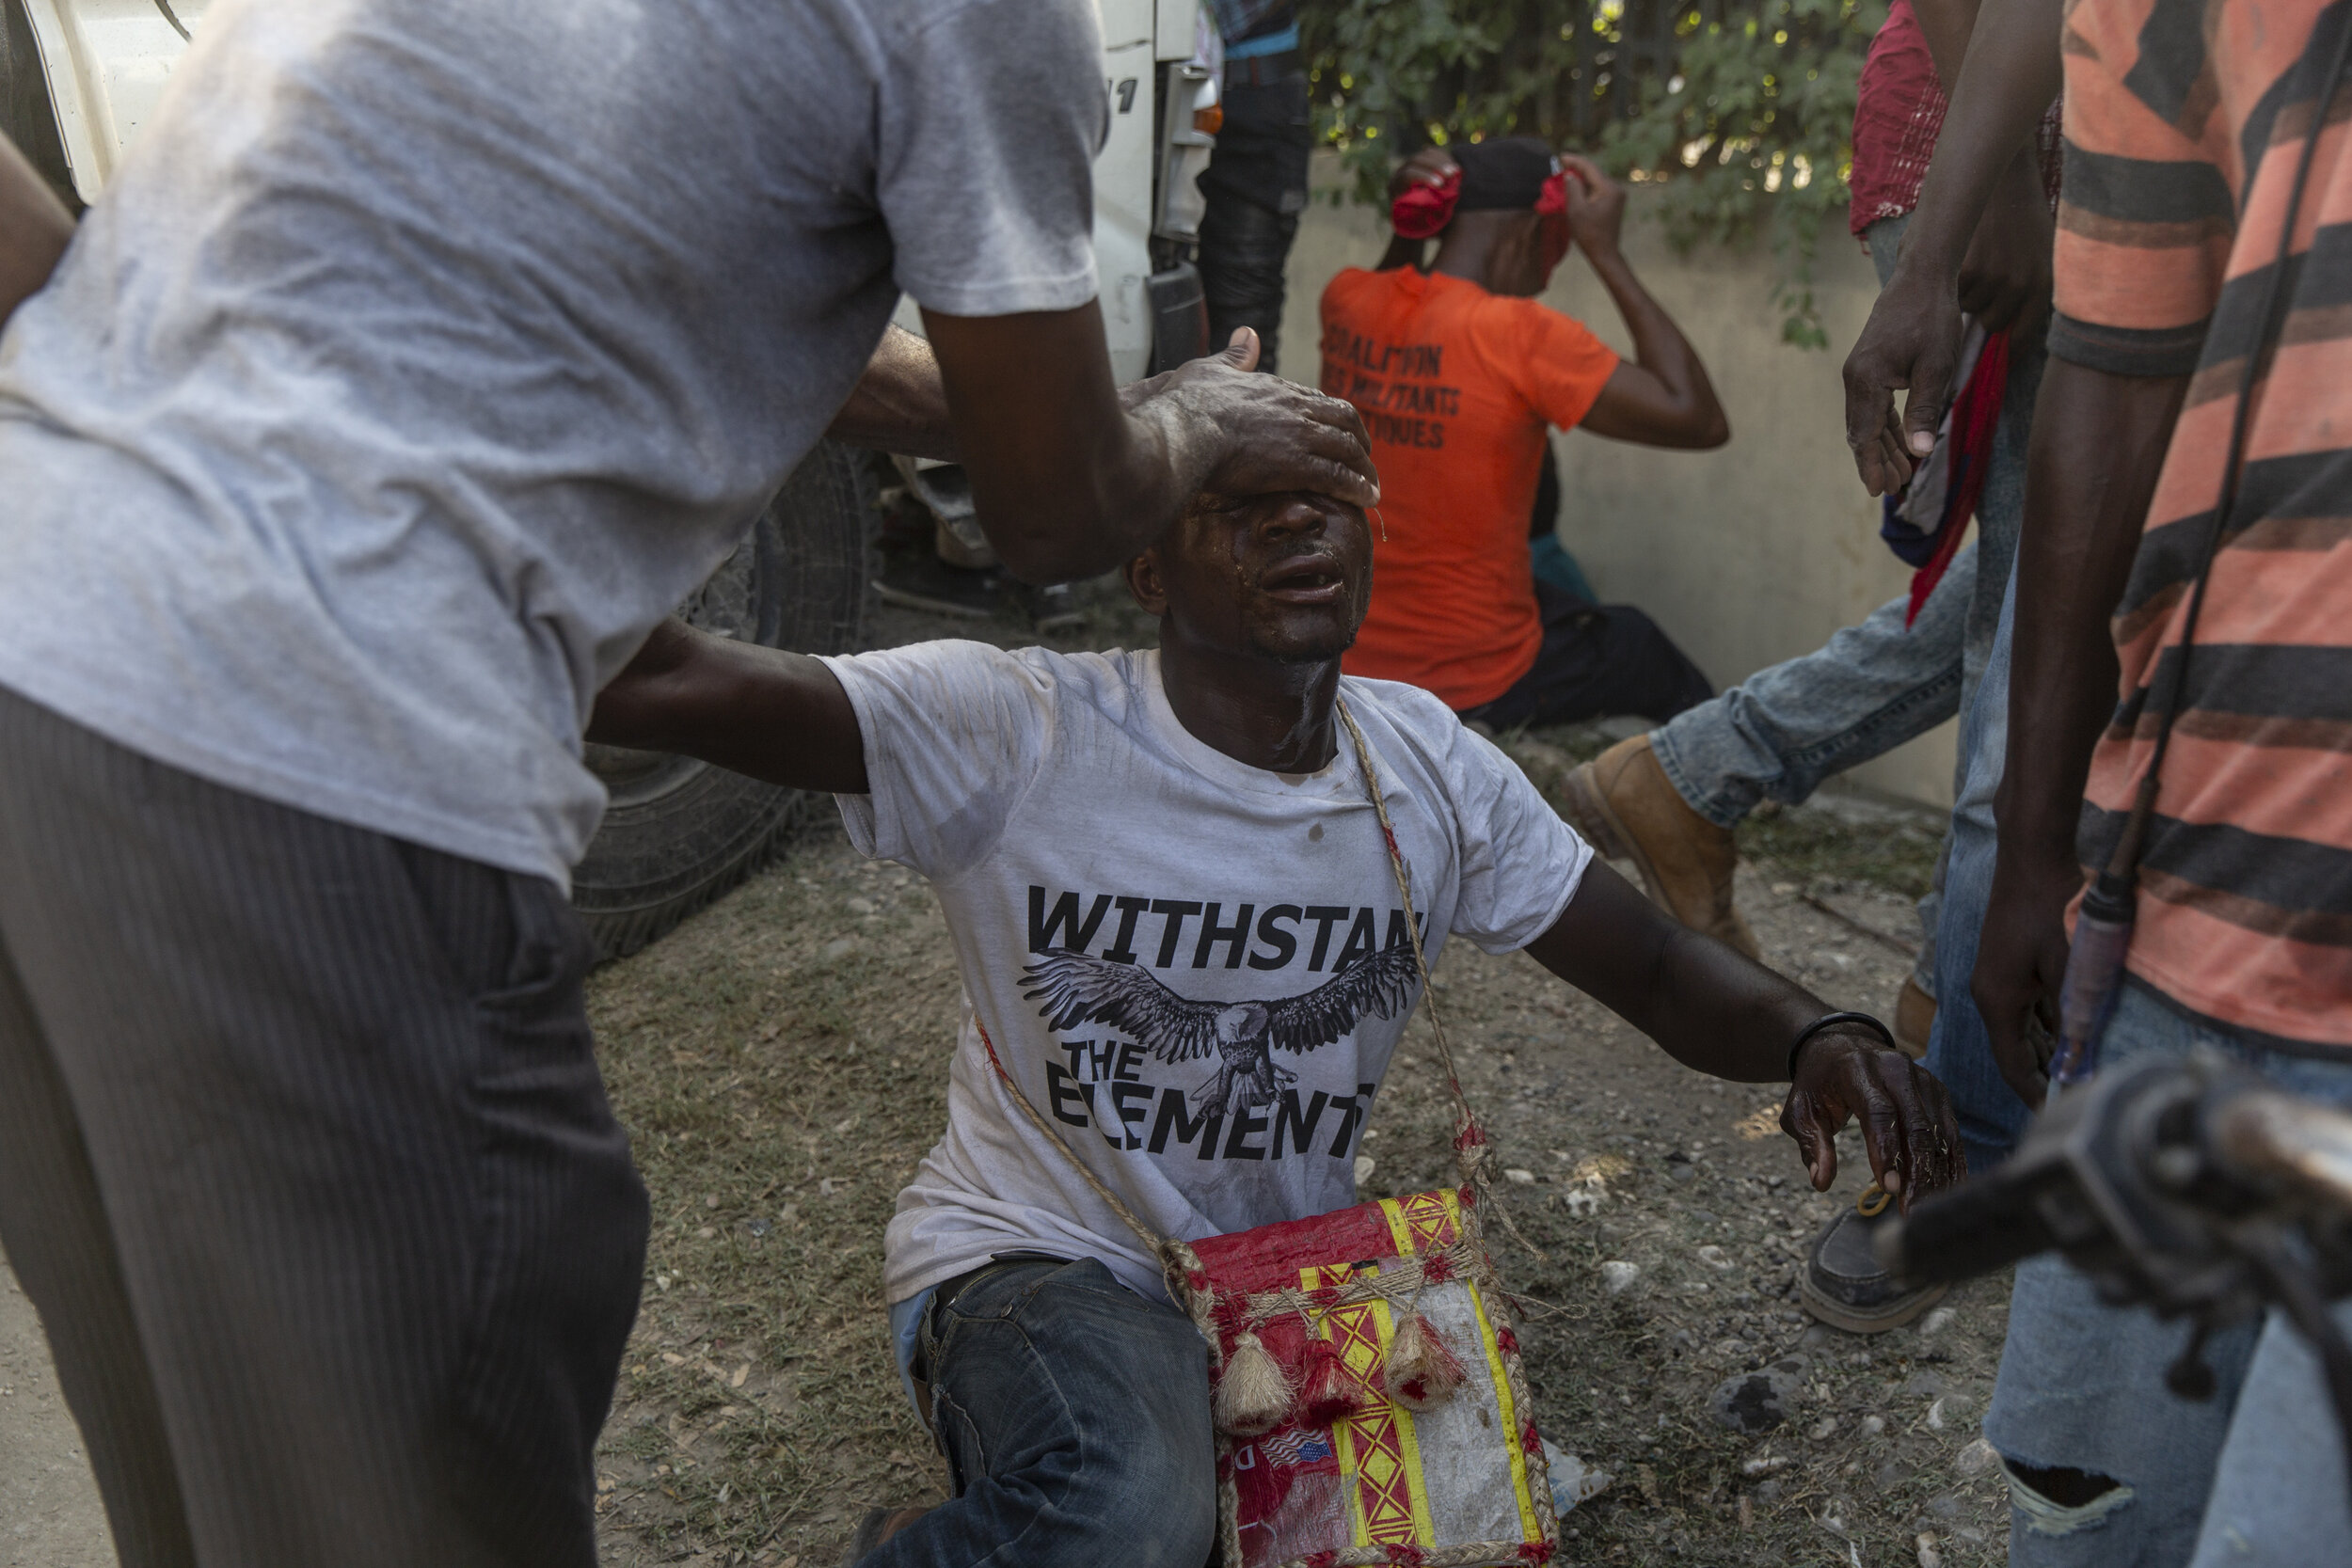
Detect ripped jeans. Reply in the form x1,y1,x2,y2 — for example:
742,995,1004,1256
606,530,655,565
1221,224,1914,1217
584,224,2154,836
1983,978,2352,1567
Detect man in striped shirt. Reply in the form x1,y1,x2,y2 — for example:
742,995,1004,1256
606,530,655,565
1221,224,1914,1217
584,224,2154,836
1951,0,2352,1559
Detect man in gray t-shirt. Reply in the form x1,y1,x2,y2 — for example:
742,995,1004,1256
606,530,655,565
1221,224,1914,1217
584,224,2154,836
0,1,1375,1561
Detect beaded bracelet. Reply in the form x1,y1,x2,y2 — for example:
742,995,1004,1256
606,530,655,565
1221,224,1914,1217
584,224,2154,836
1786,1010,1897,1082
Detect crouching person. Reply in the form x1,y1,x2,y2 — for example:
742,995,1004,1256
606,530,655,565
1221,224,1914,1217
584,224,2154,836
588,488,1964,1565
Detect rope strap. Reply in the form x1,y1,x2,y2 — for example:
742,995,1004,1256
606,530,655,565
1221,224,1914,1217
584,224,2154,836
1333,701,1493,1195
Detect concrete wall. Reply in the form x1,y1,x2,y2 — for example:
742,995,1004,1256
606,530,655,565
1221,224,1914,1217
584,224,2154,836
1275,157,1958,811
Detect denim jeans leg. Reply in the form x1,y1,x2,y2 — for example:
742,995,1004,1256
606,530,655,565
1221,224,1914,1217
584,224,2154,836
1916,256,2043,1039
1924,567,2033,1171
1647,207,1981,831
1647,543,1971,829
865,1258,1216,1568
2186,1303,2352,1567
1965,284,2042,702
1984,982,2352,1566
2184,1043,2352,1567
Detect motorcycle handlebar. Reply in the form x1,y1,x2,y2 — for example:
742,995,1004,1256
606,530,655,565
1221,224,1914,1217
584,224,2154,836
2212,1091,2352,1219
1877,1057,2352,1296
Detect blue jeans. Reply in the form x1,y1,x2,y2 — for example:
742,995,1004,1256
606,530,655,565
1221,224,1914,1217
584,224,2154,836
866,1258,1216,1568
1923,566,2033,1171
1646,213,2042,987
1984,979,2352,1568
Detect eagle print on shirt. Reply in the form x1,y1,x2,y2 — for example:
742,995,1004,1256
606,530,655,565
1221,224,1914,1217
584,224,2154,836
1022,942,1421,1117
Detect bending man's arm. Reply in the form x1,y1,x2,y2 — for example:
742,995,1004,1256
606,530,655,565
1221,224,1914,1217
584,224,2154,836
1563,157,1729,449
825,325,957,462
586,619,868,796
923,309,1378,585
0,136,73,327
1972,362,2186,1107
1842,0,2064,494
1526,863,1964,1206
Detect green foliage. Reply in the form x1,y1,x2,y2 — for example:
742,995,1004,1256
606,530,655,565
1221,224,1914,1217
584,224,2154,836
1301,0,1888,346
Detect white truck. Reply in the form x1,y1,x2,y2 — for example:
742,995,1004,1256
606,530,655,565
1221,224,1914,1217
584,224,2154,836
0,0,1220,955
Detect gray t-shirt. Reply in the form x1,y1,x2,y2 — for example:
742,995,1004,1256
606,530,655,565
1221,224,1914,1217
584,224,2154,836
0,0,1104,886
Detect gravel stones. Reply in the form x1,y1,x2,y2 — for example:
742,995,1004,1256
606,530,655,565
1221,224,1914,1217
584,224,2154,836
1600,1260,1642,1294
1709,1356,1809,1434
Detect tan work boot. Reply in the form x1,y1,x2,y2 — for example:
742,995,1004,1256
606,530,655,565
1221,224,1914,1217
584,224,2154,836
1892,975,1936,1059
1558,736,1760,958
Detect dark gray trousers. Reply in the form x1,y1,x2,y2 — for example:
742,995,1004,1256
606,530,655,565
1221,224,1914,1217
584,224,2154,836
0,685,648,1567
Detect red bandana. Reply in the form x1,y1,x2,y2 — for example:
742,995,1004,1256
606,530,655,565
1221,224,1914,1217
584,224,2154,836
1391,163,1575,269
1389,170,1460,239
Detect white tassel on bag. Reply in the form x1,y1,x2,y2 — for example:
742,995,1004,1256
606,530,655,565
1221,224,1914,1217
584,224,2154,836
1214,1328,1295,1436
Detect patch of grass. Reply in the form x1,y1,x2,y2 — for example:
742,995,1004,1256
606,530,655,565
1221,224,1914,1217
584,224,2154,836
1503,721,1944,903
589,853,961,1562
1737,805,1943,900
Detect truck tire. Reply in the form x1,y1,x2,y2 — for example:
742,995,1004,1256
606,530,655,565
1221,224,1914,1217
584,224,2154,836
573,442,869,959
2,0,79,208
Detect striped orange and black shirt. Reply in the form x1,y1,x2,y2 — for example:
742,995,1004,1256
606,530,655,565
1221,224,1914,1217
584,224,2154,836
2056,0,2352,1049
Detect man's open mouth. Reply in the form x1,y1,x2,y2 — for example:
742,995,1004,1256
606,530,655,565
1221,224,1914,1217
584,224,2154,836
1258,553,1348,605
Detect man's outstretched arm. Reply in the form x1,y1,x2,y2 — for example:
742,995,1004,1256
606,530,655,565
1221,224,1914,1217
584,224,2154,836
1525,862,1964,1206
1562,156,1729,450
586,619,869,795
0,135,73,327
923,309,1379,586
1972,362,2186,1107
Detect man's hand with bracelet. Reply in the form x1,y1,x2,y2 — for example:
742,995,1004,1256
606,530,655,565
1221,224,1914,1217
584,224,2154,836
1784,1015,1967,1208
1525,863,1967,1214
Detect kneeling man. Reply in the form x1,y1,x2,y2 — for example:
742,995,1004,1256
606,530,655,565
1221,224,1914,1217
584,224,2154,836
589,488,1962,1567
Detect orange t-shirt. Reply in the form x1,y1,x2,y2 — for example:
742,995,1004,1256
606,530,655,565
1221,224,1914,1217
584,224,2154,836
1321,267,1620,709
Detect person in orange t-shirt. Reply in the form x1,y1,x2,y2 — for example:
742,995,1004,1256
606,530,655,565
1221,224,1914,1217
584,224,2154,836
1322,139,1728,725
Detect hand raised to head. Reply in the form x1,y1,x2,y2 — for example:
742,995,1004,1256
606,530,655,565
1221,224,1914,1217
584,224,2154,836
1556,153,1625,255
1127,328,1380,511
1389,146,1460,203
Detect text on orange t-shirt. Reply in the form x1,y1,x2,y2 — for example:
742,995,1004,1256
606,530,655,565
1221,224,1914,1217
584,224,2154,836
1320,267,1620,710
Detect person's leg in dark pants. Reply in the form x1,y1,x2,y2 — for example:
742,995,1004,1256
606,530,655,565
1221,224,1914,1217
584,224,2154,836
1463,581,1714,731
0,685,648,1568
864,1258,1216,1568
0,942,198,1567
1196,69,1311,373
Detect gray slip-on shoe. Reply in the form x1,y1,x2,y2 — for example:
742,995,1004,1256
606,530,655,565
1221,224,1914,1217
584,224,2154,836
1800,1200,1947,1333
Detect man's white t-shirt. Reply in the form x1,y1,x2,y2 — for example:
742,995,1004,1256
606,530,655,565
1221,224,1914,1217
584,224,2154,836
821,642,1592,1306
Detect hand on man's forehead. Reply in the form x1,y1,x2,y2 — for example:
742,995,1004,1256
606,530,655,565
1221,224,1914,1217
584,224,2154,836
1182,489,1364,528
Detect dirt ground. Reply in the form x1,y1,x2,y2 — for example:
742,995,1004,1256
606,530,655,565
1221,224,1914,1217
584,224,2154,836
0,1269,112,1565
0,588,2017,1568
